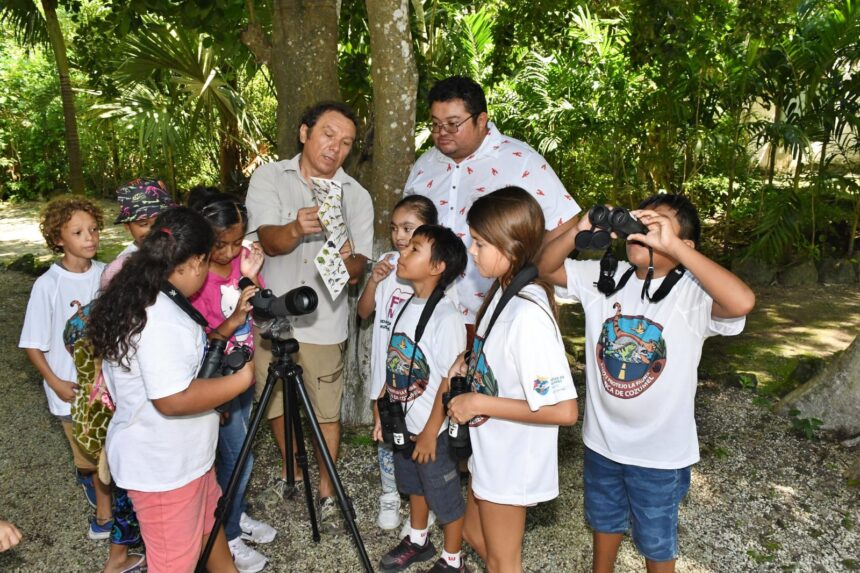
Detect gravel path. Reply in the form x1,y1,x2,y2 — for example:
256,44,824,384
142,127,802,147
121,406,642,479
0,266,858,572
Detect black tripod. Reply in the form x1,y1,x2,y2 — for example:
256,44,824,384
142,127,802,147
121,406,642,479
196,337,374,572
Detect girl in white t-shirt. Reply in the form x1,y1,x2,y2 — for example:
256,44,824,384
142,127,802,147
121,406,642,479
88,208,254,573
447,186,579,573
357,195,438,531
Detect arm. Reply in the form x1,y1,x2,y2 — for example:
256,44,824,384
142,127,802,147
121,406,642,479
448,392,578,426
630,209,756,318
538,213,594,287
357,255,396,319
153,362,254,416
24,348,77,402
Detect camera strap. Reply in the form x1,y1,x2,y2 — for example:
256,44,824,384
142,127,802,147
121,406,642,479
466,264,539,384
161,281,209,329
595,248,685,303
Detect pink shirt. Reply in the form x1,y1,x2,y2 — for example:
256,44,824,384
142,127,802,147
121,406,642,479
190,249,261,353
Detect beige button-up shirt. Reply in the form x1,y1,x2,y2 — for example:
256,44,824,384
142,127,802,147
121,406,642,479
246,154,374,345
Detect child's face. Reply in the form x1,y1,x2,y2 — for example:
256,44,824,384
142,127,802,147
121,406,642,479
211,223,245,267
625,204,684,270
468,229,510,279
57,210,100,261
396,234,441,283
390,207,425,251
124,216,158,246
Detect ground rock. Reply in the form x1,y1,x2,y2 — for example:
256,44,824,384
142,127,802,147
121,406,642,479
779,259,818,287
732,257,777,286
777,336,860,435
818,258,857,284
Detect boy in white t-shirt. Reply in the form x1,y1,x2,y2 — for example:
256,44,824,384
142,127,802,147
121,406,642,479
372,225,469,573
18,196,109,539
540,194,755,572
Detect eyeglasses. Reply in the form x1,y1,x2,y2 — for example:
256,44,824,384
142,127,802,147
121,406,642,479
429,114,474,134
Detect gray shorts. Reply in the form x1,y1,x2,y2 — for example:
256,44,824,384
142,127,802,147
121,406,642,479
393,432,465,525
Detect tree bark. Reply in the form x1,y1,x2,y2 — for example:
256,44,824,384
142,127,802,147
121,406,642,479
42,0,84,194
339,0,419,426
778,335,860,438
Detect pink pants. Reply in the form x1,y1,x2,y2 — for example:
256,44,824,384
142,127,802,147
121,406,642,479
128,468,221,573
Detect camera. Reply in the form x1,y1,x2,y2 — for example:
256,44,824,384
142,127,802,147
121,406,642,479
239,278,318,340
443,376,472,460
198,339,254,379
575,205,648,251
377,393,413,453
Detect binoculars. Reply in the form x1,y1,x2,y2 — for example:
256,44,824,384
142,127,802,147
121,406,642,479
574,205,648,251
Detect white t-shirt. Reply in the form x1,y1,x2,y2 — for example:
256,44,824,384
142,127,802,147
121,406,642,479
404,123,581,323
368,251,414,400
559,259,746,469
104,292,218,492
385,295,465,436
18,261,105,417
466,284,577,505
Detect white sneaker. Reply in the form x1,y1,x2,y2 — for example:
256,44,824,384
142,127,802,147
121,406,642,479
377,492,401,530
240,512,277,544
228,537,268,573
399,510,436,539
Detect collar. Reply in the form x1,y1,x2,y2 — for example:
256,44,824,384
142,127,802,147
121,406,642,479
278,153,350,187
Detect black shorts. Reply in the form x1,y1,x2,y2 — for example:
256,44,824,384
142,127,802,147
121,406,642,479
393,432,465,525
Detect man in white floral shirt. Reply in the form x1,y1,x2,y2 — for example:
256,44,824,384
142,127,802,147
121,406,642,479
404,75,581,334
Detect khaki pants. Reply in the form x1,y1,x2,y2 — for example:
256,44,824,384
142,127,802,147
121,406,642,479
253,333,346,424
61,420,98,472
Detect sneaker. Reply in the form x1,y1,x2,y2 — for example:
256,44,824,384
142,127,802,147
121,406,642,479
240,512,277,544
88,517,113,541
228,537,268,573
426,557,471,572
400,510,436,539
379,536,436,573
377,492,402,530
318,496,345,535
76,470,97,509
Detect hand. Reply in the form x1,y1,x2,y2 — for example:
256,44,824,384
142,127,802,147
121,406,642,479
411,429,437,464
235,361,255,388
372,402,384,442
240,242,264,279
447,352,468,379
294,206,323,236
339,240,353,260
52,379,79,403
628,209,685,254
447,393,482,425
0,520,22,552
227,284,258,327
369,255,395,284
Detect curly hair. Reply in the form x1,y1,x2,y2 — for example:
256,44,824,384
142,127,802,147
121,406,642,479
88,207,214,368
40,196,105,254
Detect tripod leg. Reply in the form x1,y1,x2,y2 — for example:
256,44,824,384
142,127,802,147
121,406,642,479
195,367,280,573
287,380,321,542
285,368,375,573
283,371,296,488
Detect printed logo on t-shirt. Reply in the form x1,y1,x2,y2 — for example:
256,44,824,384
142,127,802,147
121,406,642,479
386,333,430,402
466,335,498,427
220,283,251,345
387,288,411,319
596,303,667,399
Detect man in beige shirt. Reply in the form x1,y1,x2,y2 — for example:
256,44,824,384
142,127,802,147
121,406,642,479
246,101,373,533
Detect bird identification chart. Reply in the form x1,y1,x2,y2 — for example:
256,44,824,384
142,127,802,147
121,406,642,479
311,177,350,299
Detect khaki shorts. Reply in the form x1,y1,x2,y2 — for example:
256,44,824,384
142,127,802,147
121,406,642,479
61,420,98,472
254,333,345,424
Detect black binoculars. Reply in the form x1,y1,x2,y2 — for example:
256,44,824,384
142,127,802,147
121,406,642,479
443,376,472,460
377,394,413,453
575,205,648,251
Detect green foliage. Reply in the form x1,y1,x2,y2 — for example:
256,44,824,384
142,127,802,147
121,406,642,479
788,408,824,439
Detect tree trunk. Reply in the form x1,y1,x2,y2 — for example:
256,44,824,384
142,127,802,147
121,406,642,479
339,0,419,426
269,0,341,158
766,99,782,186
778,335,860,437
219,111,242,193
42,0,84,194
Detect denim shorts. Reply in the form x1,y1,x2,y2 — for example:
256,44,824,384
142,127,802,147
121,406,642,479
393,432,465,525
583,447,691,562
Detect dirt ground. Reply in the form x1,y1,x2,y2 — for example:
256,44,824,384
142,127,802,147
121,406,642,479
1,201,858,572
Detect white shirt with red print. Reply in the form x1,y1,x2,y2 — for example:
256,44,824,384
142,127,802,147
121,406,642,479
404,122,581,323
368,250,413,400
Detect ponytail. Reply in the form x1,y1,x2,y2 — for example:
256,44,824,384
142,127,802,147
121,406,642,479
89,207,215,368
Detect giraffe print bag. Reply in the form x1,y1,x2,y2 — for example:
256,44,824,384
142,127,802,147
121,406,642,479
64,302,115,460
